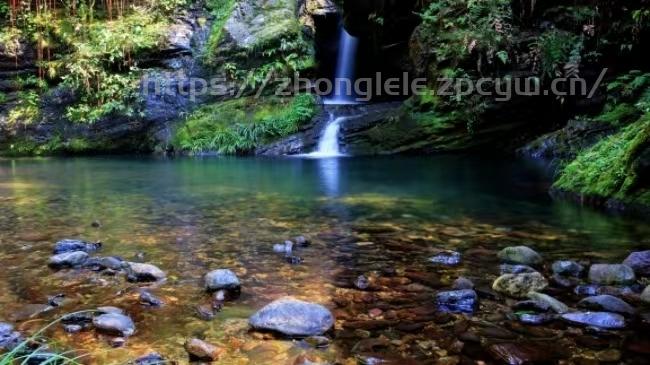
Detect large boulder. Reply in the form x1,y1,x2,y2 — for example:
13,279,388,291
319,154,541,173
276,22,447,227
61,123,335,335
492,272,548,298
561,312,626,329
623,251,650,276
204,269,241,292
53,239,101,254
577,295,635,315
48,251,89,268
435,289,478,313
588,264,636,285
92,313,136,337
497,246,543,266
249,297,334,336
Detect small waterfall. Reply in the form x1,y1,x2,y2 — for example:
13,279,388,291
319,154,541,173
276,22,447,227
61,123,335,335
327,27,359,105
308,113,346,157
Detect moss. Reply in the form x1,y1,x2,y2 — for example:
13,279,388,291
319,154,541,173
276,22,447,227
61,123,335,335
553,113,650,205
203,0,237,66
173,93,317,154
595,103,641,125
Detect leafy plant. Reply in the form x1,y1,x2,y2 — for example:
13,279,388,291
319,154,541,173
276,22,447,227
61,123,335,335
532,29,581,78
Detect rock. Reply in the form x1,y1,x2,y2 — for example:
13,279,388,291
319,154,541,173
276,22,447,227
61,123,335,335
273,240,293,254
53,239,102,254
195,304,215,320
204,269,241,292
552,260,584,277
517,313,556,325
354,275,370,290
488,342,561,364
48,251,89,268
497,246,543,266
527,292,569,314
577,295,635,315
134,352,167,365
492,272,548,298
429,251,461,266
125,262,167,282
285,255,303,265
139,290,164,307
551,273,580,288
47,294,67,307
642,285,650,303
623,250,650,276
110,337,126,348
184,338,225,361
0,323,22,350
513,300,551,312
92,313,136,337
452,277,474,290
97,306,125,315
293,235,310,246
63,324,83,333
588,264,636,285
249,297,334,336
561,312,626,329
500,264,536,274
435,289,478,313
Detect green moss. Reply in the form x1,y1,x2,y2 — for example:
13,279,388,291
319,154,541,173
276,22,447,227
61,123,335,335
553,113,650,205
173,94,317,154
595,103,640,125
203,0,237,66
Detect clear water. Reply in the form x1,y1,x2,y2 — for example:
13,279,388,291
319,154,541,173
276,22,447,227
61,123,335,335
0,156,648,364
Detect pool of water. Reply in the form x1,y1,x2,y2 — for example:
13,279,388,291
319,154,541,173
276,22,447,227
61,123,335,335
0,156,648,364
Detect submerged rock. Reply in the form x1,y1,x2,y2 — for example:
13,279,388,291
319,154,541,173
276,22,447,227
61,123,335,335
552,260,584,277
134,352,167,365
435,289,478,313
273,240,294,254
500,264,536,275
577,295,635,315
139,290,164,307
623,250,650,276
518,313,556,325
204,269,241,292
184,338,225,361
527,292,569,314
249,297,334,336
53,239,102,254
429,251,461,266
497,246,543,266
588,264,636,285
92,313,136,337
452,277,475,290
84,256,124,271
125,262,167,282
48,251,89,268
488,342,561,364
354,275,370,290
0,323,22,350
293,235,310,246
492,272,548,298
561,312,626,329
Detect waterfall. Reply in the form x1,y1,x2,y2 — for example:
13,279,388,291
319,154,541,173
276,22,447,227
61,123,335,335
327,27,359,105
308,113,346,157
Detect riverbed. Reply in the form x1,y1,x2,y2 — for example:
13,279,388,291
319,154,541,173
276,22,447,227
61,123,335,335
0,156,648,364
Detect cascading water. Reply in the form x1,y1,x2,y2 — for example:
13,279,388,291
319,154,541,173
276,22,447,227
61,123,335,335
307,27,359,157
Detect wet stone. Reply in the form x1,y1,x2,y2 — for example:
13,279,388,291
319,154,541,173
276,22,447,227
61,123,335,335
273,240,294,254
139,290,164,307
642,285,650,303
578,295,635,316
552,260,585,277
492,272,548,298
488,342,561,364
134,352,167,365
48,251,89,268
623,250,650,276
429,251,461,266
92,313,136,337
204,269,240,292
285,255,303,265
125,262,167,282
293,235,310,246
561,312,626,329
588,264,636,286
497,246,543,266
0,323,22,351
303,335,331,348
249,297,334,337
527,292,569,314
452,277,474,290
354,275,370,290
63,324,83,333
435,289,478,313
551,273,580,288
53,239,102,254
518,313,556,325
184,338,225,361
513,300,551,312
97,306,125,315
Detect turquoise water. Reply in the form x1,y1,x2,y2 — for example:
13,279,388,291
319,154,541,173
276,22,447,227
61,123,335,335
0,156,648,364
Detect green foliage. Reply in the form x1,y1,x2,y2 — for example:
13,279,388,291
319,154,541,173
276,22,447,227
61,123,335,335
203,0,237,66
533,29,582,78
0,91,6,104
174,94,317,154
419,0,513,71
7,90,40,125
554,113,650,204
593,71,650,125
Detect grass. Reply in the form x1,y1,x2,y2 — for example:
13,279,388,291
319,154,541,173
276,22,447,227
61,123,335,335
202,0,238,66
0,311,94,365
173,93,317,154
553,112,650,204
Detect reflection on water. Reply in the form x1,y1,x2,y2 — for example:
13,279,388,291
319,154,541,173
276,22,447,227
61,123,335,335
0,156,649,364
